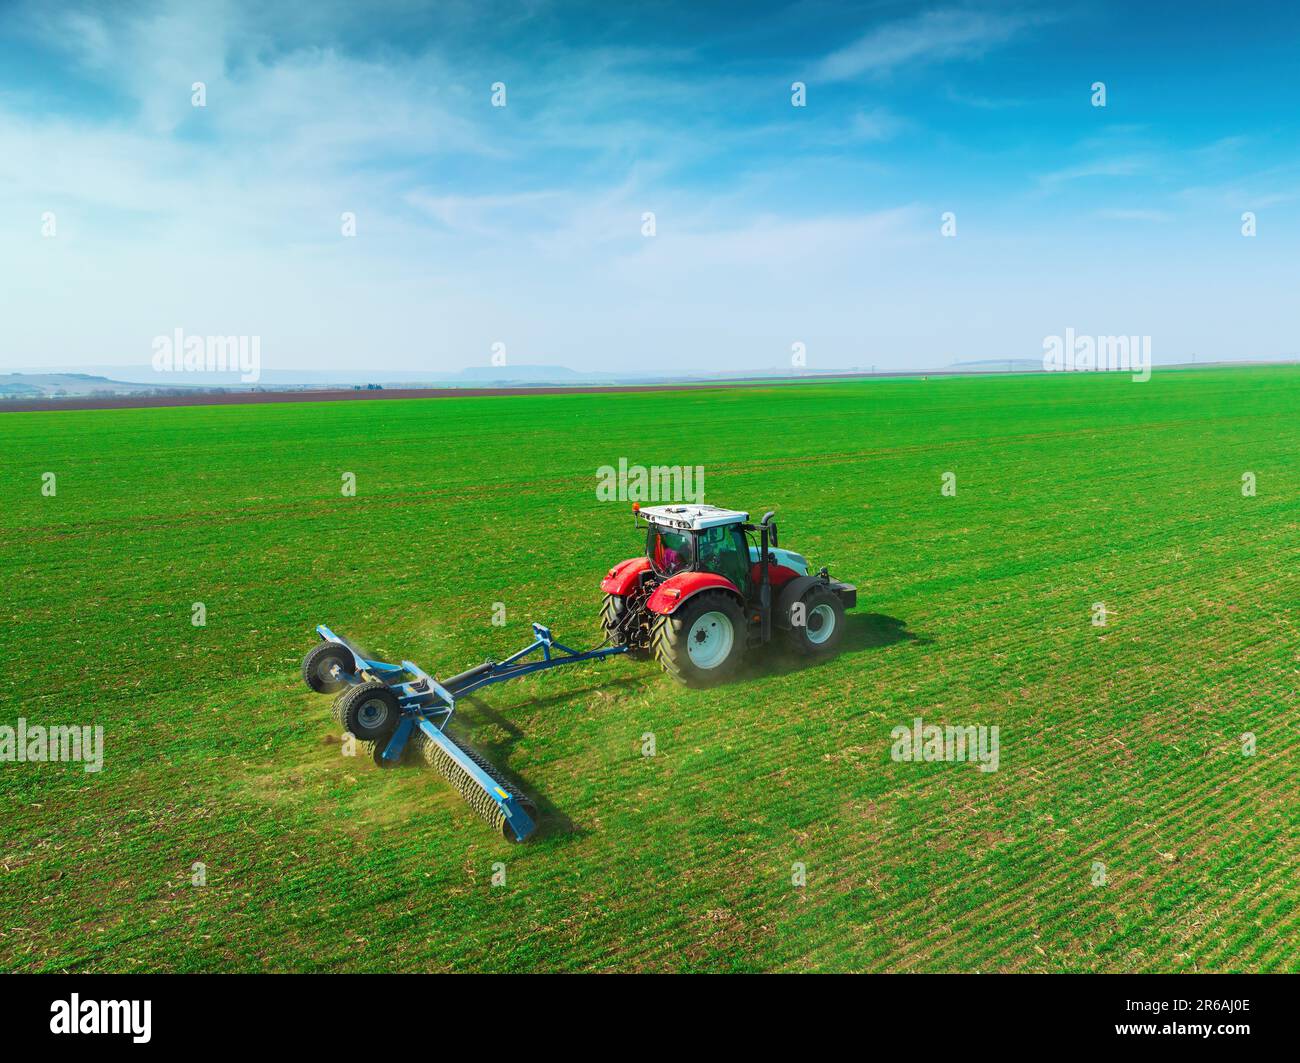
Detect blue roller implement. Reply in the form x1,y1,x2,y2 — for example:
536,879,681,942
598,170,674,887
303,622,627,842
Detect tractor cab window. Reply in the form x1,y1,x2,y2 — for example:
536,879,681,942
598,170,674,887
649,526,695,576
697,524,750,592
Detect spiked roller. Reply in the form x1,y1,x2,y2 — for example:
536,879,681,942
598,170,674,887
410,724,537,841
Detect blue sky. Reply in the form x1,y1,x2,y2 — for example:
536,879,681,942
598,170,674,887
3,0,1299,377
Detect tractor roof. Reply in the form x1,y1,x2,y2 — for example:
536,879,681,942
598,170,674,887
639,504,749,531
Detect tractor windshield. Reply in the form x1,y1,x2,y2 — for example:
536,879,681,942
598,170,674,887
648,526,695,576
697,523,750,592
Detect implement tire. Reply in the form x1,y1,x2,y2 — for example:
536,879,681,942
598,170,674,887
302,642,354,694
337,682,401,743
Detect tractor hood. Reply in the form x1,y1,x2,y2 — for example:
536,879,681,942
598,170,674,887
749,545,809,576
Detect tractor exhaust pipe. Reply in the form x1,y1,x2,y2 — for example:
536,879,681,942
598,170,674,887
759,511,776,642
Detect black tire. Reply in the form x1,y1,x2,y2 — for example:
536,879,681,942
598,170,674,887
330,693,406,766
362,735,405,768
302,641,354,694
599,592,625,639
337,682,401,743
650,590,746,687
330,690,349,727
600,593,649,658
783,586,846,657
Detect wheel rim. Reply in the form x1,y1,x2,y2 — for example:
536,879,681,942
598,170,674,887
317,655,343,683
686,610,734,669
357,697,390,730
806,604,836,645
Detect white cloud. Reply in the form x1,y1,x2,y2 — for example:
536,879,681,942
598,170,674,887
849,107,907,141
1094,207,1172,222
817,8,1046,81
1037,156,1154,188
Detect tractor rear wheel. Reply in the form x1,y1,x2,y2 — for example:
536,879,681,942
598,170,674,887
651,590,746,687
600,593,649,657
783,586,846,657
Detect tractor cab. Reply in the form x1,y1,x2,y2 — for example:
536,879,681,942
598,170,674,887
643,505,752,589
640,504,811,595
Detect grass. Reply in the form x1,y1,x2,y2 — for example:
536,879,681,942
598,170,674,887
0,367,1296,972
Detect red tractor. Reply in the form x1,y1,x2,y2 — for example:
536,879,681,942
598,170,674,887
599,504,856,686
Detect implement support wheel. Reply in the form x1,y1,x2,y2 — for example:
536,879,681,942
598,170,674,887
337,682,401,743
302,642,355,694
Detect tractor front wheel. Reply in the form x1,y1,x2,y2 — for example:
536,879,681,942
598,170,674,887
651,591,746,687
783,586,846,657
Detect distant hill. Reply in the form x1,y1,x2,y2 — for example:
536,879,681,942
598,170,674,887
6,365,650,390
449,364,654,384
945,359,1045,371
0,372,205,398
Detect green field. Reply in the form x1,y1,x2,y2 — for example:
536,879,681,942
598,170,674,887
2,368,1296,972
